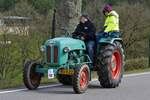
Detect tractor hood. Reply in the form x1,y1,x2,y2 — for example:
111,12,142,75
42,37,86,65
45,37,86,50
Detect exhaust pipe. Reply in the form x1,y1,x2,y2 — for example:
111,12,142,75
51,9,56,38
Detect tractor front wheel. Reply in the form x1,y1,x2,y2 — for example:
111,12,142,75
23,61,42,90
72,64,90,94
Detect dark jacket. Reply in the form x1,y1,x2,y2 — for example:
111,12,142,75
72,20,96,41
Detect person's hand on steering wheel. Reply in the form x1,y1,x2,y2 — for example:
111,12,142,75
82,33,88,40
81,36,85,40
72,32,88,40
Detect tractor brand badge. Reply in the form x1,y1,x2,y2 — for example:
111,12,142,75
49,43,54,47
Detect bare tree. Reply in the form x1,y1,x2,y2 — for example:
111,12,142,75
115,3,150,49
0,26,18,79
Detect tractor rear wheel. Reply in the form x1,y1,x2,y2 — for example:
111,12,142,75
57,75,72,85
97,42,125,88
72,64,90,94
23,61,42,90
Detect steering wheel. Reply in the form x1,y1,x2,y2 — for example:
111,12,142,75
73,32,87,40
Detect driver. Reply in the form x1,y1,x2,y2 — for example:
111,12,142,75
72,13,96,64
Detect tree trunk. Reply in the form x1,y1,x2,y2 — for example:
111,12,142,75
55,0,82,34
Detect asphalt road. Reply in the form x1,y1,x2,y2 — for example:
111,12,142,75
0,72,150,100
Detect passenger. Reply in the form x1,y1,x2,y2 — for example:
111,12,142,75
97,4,120,43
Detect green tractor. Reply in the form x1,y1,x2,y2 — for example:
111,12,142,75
23,32,125,94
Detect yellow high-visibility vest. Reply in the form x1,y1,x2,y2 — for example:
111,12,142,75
104,10,119,33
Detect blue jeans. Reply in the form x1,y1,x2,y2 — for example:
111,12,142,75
86,41,95,63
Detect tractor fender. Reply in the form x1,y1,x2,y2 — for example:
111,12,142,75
98,37,123,45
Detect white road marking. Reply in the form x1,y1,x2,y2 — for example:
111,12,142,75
124,72,150,77
0,89,26,94
0,71,150,94
91,71,150,81
0,84,62,94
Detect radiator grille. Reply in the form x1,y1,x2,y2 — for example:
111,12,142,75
46,46,51,63
54,46,58,63
46,45,58,64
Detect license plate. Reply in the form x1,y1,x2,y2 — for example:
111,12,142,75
48,69,54,79
59,69,74,75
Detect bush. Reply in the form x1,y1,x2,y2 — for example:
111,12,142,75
125,57,148,71
0,31,50,88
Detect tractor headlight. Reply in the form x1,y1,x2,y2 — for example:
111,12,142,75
40,46,45,52
63,47,70,53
